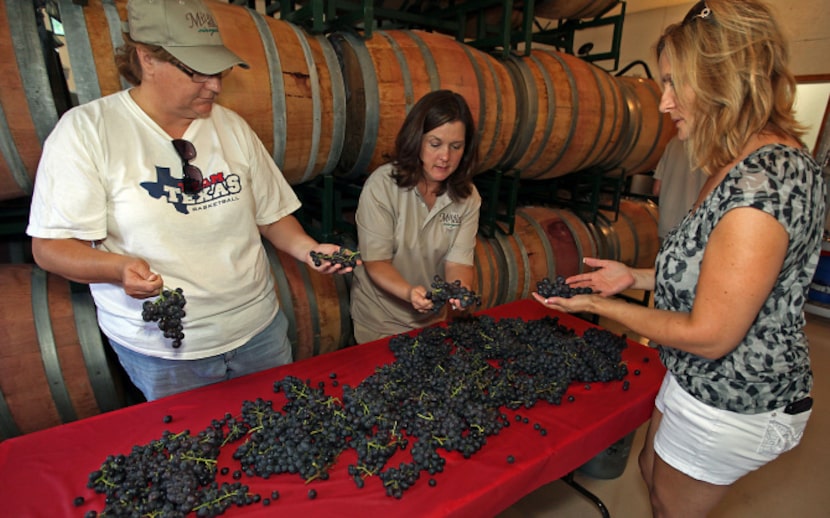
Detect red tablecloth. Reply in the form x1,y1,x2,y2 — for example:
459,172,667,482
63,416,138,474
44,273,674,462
0,299,664,518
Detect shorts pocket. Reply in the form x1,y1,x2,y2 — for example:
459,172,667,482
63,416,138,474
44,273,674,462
756,409,811,456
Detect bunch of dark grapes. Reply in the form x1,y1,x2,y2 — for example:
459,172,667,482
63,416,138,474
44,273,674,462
425,275,482,311
536,275,593,299
142,287,187,348
310,247,361,268
82,310,637,507
85,426,257,517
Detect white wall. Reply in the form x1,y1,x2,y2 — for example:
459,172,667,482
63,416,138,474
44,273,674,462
560,0,830,154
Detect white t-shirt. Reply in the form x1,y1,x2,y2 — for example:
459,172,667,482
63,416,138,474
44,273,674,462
27,90,301,359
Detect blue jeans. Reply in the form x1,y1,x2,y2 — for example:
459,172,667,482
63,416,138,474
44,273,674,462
109,311,292,401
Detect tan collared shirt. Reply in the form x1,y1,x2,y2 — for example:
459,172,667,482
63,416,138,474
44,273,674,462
350,164,481,343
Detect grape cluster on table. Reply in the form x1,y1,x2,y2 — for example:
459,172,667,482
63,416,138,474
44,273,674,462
78,314,636,515
425,275,482,311
310,247,361,268
536,275,593,299
142,287,187,348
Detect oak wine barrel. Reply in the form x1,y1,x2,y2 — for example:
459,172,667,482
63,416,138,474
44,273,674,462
0,1,63,201
503,49,625,179
264,241,354,361
0,265,127,440
492,210,558,304
474,234,506,310
330,29,518,178
39,0,347,185
595,198,660,268
601,76,676,176
516,206,600,279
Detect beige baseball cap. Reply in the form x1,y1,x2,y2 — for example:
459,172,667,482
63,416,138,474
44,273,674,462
124,0,249,75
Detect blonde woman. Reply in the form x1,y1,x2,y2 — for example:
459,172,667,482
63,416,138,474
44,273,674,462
534,1,825,515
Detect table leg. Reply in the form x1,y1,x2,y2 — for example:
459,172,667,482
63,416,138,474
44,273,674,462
560,471,611,518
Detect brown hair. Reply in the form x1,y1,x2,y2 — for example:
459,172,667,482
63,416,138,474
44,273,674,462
389,90,478,201
656,0,804,175
115,33,175,86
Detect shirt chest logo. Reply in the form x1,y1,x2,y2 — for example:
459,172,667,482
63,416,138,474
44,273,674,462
440,212,462,230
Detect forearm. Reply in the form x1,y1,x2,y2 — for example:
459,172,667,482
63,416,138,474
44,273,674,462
364,260,413,302
32,237,129,284
629,268,656,291
32,237,162,298
259,215,318,264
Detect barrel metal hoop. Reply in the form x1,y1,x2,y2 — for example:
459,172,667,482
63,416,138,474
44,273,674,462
637,80,667,173
8,0,59,147
618,208,640,267
596,213,622,262
554,209,590,272
494,232,518,303
70,281,121,412
495,229,531,301
102,0,129,90
517,210,557,280
247,8,286,168
406,31,440,91
593,71,621,167
458,44,491,164
475,239,496,310
0,102,32,194
500,57,535,170
317,34,347,176
379,31,414,112
295,257,322,357
573,64,607,172
333,272,353,349
488,234,509,307
523,53,559,177
57,0,102,105
538,50,577,178
287,22,322,184
342,32,378,177
264,240,298,352
31,266,78,423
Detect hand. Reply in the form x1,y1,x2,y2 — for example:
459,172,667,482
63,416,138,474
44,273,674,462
307,243,361,274
447,297,473,313
121,258,164,299
531,291,595,314
564,257,634,297
409,285,434,313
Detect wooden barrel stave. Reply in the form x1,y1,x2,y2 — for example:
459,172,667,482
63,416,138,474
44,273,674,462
0,265,126,440
264,241,353,361
474,235,506,310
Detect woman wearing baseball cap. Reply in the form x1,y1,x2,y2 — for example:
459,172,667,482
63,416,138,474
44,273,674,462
26,0,353,401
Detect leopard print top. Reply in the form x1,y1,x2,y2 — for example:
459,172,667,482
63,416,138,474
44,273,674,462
654,144,825,414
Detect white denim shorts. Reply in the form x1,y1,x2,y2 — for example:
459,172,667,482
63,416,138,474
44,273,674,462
653,372,811,485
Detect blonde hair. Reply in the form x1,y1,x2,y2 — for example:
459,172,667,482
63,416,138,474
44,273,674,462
657,0,804,175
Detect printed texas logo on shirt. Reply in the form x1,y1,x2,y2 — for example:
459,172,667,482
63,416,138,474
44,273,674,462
141,165,241,214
